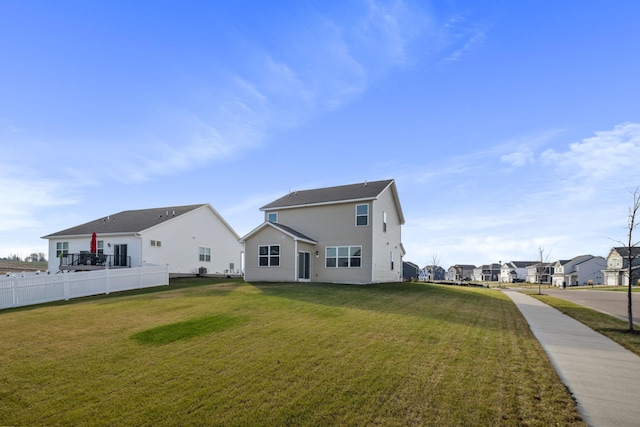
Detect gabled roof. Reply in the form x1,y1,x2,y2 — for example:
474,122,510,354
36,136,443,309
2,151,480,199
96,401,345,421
42,204,215,238
260,179,405,224
610,247,640,258
240,222,317,244
508,261,537,268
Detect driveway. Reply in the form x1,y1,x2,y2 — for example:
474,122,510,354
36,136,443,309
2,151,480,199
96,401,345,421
540,288,640,324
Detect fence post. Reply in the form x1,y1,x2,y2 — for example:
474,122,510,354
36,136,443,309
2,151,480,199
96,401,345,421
64,273,70,301
106,269,110,295
139,267,143,289
11,277,17,307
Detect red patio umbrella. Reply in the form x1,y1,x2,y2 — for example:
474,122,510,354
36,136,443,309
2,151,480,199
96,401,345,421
90,232,97,254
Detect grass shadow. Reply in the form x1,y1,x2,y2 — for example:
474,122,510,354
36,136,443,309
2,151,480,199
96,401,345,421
131,314,247,345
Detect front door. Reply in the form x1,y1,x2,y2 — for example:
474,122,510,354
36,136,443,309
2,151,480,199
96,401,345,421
114,244,128,267
298,251,311,281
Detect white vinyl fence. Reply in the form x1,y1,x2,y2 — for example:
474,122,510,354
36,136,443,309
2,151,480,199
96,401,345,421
0,265,169,310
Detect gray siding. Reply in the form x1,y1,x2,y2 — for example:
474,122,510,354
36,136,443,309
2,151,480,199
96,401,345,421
275,202,373,284
244,226,297,282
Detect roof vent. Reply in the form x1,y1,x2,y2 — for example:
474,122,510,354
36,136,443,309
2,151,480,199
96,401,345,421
364,181,368,186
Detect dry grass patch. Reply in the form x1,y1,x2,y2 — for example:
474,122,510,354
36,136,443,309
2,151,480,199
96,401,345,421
0,280,583,426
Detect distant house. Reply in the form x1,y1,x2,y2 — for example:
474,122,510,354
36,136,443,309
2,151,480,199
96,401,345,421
422,265,446,281
447,264,476,281
602,247,640,286
241,179,405,284
551,255,606,287
525,262,554,284
500,261,535,283
472,264,501,281
42,204,243,276
403,261,420,281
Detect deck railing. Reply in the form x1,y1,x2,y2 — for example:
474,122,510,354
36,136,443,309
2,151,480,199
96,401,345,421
59,253,131,270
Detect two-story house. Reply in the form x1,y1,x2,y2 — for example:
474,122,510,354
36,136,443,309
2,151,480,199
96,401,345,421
602,247,640,286
500,261,535,283
525,263,554,284
551,255,606,287
447,264,476,281
241,179,405,284
422,265,446,281
472,264,501,281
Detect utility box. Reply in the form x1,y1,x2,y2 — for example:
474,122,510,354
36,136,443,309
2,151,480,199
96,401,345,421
198,267,207,276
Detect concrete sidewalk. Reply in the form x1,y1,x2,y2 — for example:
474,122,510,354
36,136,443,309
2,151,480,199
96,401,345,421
503,289,640,427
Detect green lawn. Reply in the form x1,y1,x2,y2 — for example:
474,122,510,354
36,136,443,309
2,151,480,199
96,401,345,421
0,279,584,426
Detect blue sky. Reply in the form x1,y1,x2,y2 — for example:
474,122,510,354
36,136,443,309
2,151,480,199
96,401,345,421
2,0,640,269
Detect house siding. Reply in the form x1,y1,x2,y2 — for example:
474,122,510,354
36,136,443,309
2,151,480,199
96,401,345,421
244,226,298,282
371,188,403,283
273,202,374,284
139,206,243,275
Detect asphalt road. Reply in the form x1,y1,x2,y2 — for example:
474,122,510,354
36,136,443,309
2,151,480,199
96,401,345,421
540,288,639,323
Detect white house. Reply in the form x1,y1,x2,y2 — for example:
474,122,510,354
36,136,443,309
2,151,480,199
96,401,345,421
241,179,405,284
447,265,476,281
500,261,535,283
551,255,606,287
42,204,243,276
602,247,640,286
525,263,554,284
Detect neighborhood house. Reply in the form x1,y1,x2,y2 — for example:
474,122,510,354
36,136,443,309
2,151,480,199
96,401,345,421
42,204,243,277
602,247,640,286
241,179,405,284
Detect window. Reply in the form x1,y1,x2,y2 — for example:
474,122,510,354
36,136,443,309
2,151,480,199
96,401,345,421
356,204,369,226
56,242,69,257
199,247,211,262
97,240,104,255
267,212,278,223
326,246,362,268
150,240,161,247
259,245,280,266
390,251,395,270
383,211,387,232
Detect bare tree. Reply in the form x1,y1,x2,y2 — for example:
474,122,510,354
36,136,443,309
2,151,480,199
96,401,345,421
624,187,640,331
536,246,550,295
430,253,441,281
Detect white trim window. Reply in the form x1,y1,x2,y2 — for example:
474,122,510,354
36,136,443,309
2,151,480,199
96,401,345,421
259,245,280,267
56,242,69,257
326,246,362,268
356,204,369,226
383,211,387,232
267,212,278,223
199,247,211,262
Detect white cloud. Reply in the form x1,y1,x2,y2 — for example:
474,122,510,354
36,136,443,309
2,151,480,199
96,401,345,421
542,122,640,180
0,165,78,232
501,150,534,167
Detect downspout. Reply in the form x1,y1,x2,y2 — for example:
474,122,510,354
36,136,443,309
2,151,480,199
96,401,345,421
294,239,298,282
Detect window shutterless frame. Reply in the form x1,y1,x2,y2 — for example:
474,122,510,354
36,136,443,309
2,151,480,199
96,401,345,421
355,204,369,226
